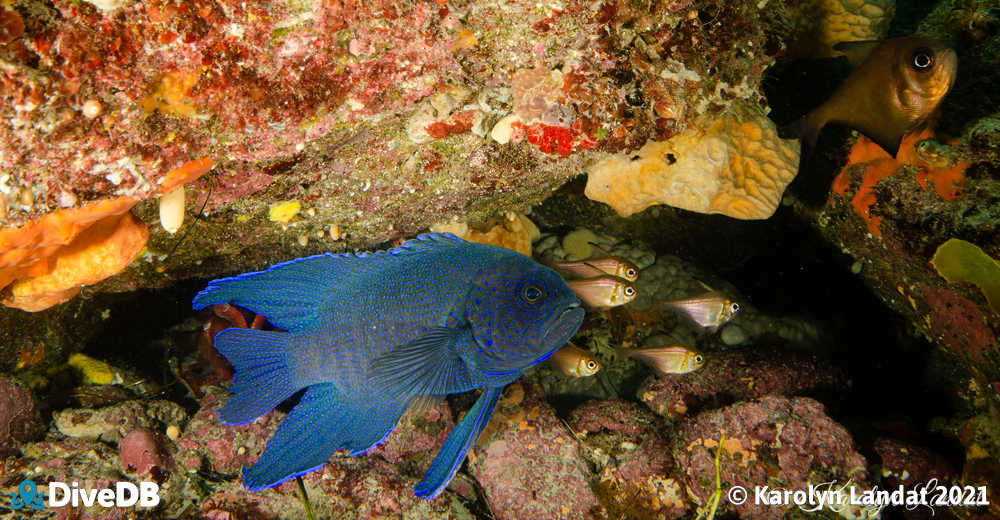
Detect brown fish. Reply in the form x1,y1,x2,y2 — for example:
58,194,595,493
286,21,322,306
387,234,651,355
786,37,958,157
657,282,739,331
554,257,640,282
567,274,637,308
617,345,705,375
549,343,601,377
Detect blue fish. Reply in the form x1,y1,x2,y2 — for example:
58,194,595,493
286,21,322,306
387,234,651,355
192,233,584,499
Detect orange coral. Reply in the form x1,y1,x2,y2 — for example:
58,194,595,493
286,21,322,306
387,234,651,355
832,128,966,236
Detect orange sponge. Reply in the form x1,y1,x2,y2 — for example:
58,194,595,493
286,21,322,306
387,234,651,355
3,212,148,311
0,197,138,290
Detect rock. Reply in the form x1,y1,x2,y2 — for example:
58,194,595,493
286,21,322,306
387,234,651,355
719,324,747,346
637,347,842,420
370,400,455,465
177,386,472,518
468,382,602,520
672,395,871,520
55,399,187,443
174,385,283,474
873,437,954,487
120,428,173,482
0,376,41,452
570,399,688,519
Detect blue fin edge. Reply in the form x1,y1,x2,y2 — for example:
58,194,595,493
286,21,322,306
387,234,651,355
192,233,464,311
414,386,502,500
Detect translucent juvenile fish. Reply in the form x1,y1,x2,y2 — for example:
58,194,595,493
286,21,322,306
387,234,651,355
617,345,705,375
192,233,584,499
553,256,640,282
566,274,636,308
785,37,958,157
549,343,600,377
659,283,739,331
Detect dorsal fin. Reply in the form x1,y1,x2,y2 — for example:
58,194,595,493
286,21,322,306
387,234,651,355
833,40,882,67
192,233,466,332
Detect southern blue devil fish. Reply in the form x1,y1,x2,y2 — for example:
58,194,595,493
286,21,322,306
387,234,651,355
192,233,584,499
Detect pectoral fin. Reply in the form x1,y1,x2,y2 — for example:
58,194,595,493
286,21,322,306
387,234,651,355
414,386,503,499
369,326,485,404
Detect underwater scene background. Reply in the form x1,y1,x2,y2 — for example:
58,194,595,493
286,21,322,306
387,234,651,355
0,0,998,517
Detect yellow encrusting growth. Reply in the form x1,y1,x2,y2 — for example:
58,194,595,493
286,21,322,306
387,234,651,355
931,238,1000,312
268,201,302,224
67,353,121,385
584,108,800,220
431,212,539,256
139,71,200,118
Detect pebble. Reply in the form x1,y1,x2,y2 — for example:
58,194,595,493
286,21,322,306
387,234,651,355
851,261,863,274
165,425,180,440
81,100,102,119
721,324,748,346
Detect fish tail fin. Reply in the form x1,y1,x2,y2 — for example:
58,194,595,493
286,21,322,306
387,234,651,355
242,382,407,492
414,386,503,500
213,328,303,425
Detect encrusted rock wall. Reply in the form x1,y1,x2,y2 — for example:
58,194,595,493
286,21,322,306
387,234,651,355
0,0,791,315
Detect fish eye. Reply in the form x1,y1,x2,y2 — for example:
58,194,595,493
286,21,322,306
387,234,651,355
626,268,637,279
587,360,598,370
912,49,934,70
522,285,543,303
694,354,704,364
624,286,636,297
730,302,740,313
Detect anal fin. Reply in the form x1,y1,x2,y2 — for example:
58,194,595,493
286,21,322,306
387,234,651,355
242,382,406,492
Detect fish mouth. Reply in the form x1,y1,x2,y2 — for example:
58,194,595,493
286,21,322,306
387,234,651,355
529,302,585,366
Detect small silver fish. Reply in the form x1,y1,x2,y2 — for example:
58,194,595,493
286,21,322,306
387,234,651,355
554,257,640,282
567,274,637,308
659,282,739,331
549,343,601,377
617,345,705,375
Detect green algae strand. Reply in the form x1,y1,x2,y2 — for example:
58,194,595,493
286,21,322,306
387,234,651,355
931,238,1000,312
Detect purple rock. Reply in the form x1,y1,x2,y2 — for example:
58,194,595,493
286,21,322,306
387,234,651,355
0,376,41,453
468,382,602,520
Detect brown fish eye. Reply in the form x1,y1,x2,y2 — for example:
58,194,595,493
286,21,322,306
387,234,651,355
912,50,934,70
695,355,704,364
522,285,543,303
587,361,597,370
730,302,740,313
626,268,637,278
624,286,636,297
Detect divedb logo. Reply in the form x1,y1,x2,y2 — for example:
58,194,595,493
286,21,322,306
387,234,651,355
9,479,160,510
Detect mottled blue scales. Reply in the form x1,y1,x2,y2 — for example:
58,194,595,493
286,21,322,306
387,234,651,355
193,233,585,498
